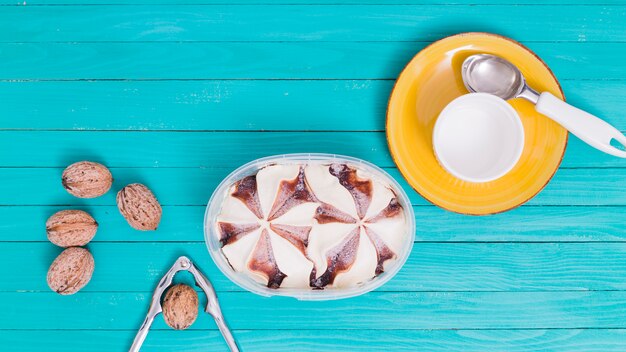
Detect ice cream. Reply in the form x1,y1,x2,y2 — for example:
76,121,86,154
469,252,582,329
215,162,408,290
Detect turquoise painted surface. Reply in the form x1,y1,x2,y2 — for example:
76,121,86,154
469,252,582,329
2,1,626,351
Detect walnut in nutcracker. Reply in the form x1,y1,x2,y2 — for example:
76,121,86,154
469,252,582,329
62,161,113,198
162,284,199,330
117,183,162,231
47,247,95,295
46,210,98,247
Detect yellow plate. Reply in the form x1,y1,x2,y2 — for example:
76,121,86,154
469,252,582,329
386,33,568,215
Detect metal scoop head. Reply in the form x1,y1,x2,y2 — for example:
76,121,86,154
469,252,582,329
460,53,626,158
462,54,539,103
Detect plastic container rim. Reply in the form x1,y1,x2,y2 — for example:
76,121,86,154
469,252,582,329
203,153,416,301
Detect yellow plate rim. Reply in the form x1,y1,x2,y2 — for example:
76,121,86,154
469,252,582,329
385,32,568,215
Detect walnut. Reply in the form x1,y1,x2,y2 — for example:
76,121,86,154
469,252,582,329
62,161,113,198
47,247,95,295
116,183,162,231
46,210,98,247
162,284,199,330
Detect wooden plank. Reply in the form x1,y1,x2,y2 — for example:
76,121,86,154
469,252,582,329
5,205,626,242
413,205,626,242
2,167,626,206
0,206,207,242
0,80,623,131
2,329,626,352
2,5,626,42
0,80,390,131
0,131,394,168
1,131,626,168
2,42,626,80
4,291,626,329
5,242,626,292
0,167,234,206
0,42,407,80
5,0,626,4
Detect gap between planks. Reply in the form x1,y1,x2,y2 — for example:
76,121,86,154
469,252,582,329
0,78,625,82
2,328,626,331
3,3,626,6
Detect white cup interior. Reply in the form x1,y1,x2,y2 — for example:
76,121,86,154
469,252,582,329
433,93,525,183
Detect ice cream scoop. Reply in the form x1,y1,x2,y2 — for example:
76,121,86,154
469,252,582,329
462,54,626,158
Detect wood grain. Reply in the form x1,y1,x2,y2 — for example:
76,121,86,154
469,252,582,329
5,205,626,242
5,0,626,4
4,242,626,292
3,5,626,42
2,42,626,80
2,329,626,352
0,80,391,131
3,167,626,206
2,131,626,168
0,80,624,131
5,291,626,330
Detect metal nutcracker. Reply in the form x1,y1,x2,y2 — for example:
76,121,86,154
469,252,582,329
129,256,239,352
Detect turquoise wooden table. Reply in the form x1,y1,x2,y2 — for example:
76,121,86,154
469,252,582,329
2,1,626,351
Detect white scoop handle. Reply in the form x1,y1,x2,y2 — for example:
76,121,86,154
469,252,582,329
535,92,626,158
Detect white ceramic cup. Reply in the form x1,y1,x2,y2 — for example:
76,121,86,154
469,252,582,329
433,93,525,183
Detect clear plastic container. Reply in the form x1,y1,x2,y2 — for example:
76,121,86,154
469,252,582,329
204,153,415,300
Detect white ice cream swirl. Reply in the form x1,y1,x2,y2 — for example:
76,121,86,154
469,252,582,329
215,162,408,290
